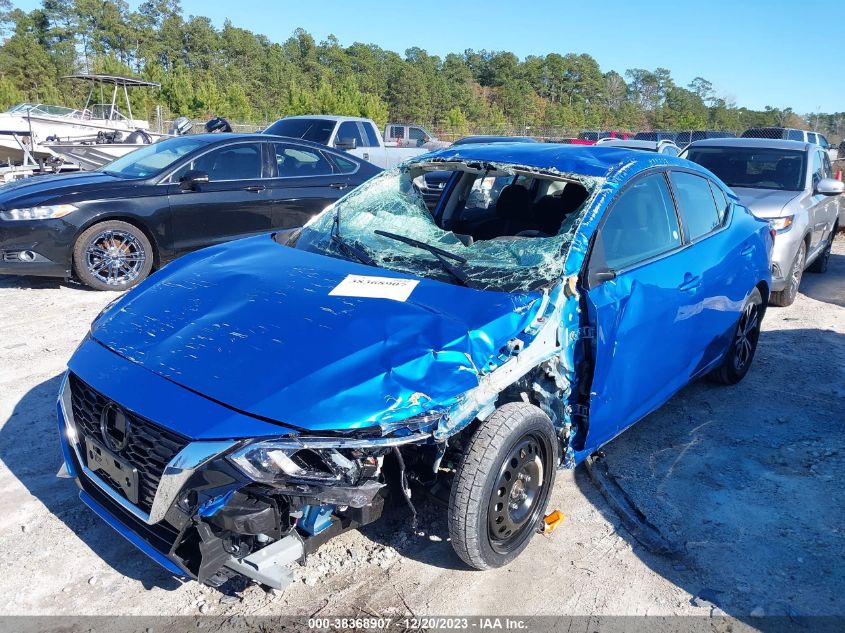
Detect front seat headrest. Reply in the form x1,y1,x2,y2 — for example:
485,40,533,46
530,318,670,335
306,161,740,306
495,185,532,220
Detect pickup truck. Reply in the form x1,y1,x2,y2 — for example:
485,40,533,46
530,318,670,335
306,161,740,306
262,115,428,169
384,123,449,149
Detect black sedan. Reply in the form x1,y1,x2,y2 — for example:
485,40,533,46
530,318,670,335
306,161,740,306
0,133,380,290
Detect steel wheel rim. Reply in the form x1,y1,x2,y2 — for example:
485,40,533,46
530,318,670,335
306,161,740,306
487,432,549,553
85,229,146,286
733,300,759,370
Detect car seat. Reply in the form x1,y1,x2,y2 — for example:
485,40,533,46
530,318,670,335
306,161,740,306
472,184,536,239
532,183,590,235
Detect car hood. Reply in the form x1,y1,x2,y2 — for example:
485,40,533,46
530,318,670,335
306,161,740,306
0,171,133,208
91,235,544,432
732,187,802,219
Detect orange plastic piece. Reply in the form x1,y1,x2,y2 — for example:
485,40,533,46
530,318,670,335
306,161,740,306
543,509,565,534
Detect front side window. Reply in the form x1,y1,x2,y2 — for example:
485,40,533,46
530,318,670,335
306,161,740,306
822,153,834,179
409,127,427,142
274,144,333,177
362,123,380,147
173,143,263,182
809,150,824,188
598,172,681,270
336,121,364,148
669,171,721,240
103,136,209,179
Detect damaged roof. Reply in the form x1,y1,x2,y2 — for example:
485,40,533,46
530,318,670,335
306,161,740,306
417,143,691,177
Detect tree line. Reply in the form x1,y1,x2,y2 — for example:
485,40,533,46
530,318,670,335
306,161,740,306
0,0,842,140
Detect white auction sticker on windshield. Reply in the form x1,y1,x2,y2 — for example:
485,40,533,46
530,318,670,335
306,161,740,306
329,274,419,302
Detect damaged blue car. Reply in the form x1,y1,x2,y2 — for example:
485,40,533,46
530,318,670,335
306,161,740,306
57,144,772,588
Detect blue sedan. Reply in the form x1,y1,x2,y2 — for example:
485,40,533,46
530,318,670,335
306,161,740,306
58,144,772,587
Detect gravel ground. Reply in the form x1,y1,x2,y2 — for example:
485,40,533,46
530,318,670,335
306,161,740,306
0,236,843,624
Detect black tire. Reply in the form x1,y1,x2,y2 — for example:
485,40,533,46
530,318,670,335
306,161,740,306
770,240,805,307
708,287,763,385
807,226,836,274
448,402,558,570
73,220,154,291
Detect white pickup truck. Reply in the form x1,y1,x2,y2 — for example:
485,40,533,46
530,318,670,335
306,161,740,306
262,115,430,169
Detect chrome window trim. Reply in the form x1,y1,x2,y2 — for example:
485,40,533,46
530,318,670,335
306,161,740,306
59,372,237,525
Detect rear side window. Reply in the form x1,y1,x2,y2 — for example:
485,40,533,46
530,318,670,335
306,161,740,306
329,153,359,174
787,129,803,141
708,181,730,223
389,125,405,140
274,144,333,177
669,171,721,240
336,121,364,148
599,173,681,270
807,132,818,144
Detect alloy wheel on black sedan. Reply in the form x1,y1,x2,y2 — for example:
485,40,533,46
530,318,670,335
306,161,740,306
73,220,154,291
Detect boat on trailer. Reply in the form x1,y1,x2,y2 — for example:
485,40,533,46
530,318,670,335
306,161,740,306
0,74,162,165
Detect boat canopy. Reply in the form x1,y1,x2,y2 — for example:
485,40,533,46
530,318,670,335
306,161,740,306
63,74,161,88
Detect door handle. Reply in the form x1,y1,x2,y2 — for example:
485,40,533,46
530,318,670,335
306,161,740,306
678,273,702,291
244,185,266,193
740,244,754,258
329,182,348,190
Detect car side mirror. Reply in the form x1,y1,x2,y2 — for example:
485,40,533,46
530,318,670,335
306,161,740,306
179,170,209,191
815,177,845,196
335,137,357,151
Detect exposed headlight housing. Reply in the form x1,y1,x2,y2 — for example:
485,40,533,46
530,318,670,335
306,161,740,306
228,416,439,486
769,215,794,233
0,204,78,221
229,443,363,485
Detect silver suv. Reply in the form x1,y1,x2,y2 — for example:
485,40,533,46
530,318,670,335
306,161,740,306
683,138,842,306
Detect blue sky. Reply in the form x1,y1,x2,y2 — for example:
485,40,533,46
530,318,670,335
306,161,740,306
12,0,844,113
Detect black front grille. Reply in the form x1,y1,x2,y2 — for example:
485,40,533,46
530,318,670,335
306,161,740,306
68,373,190,514
74,451,183,557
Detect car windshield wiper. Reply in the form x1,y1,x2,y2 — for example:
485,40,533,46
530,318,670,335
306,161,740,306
374,229,469,287
331,207,376,266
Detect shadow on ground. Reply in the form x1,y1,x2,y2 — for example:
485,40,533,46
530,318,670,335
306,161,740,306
800,253,845,308
0,374,182,591
578,325,845,628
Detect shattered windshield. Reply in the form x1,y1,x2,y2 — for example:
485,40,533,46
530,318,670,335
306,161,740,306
291,162,602,292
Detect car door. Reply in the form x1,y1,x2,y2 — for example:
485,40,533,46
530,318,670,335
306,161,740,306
167,141,273,253
666,170,754,372
266,142,351,230
582,170,704,451
807,148,836,252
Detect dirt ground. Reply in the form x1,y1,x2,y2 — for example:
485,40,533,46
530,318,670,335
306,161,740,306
0,236,843,626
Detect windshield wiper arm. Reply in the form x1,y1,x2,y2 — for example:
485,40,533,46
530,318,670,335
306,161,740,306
331,208,376,266
374,229,469,286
